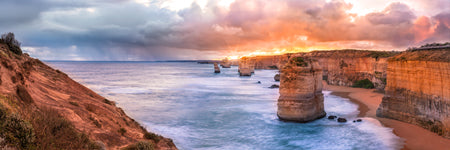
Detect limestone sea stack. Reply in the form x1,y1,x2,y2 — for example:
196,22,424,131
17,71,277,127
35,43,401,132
277,57,326,122
214,62,220,73
238,57,255,76
220,58,231,68
377,48,450,138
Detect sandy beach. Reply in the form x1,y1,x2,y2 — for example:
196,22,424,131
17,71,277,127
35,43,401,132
323,82,450,150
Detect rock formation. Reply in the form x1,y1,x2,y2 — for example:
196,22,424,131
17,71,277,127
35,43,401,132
0,42,177,149
274,74,280,81
241,50,397,90
277,57,326,122
377,49,450,138
214,63,220,73
220,58,231,68
238,57,255,76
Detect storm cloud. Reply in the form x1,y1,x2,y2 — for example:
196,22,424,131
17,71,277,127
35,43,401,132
0,0,448,60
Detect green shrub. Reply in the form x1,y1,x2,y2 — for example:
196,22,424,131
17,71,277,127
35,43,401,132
118,128,127,136
290,57,308,67
31,107,101,149
352,79,374,89
103,99,114,105
339,60,348,69
0,113,36,149
122,141,154,150
143,132,161,143
89,116,102,128
0,32,22,55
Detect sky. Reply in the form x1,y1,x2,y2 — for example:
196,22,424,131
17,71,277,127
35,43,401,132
0,0,449,61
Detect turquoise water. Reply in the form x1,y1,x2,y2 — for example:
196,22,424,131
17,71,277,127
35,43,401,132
48,62,403,150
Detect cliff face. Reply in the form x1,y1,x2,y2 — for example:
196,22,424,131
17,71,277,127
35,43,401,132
277,57,325,122
377,49,450,138
242,50,396,90
0,43,177,149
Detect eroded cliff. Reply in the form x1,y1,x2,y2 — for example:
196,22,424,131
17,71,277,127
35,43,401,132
241,50,397,90
377,48,450,138
277,57,325,122
0,43,177,149
238,57,255,76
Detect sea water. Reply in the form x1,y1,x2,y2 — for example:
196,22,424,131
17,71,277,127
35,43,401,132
48,61,403,150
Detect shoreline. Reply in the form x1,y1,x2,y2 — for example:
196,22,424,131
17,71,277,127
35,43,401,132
323,82,450,150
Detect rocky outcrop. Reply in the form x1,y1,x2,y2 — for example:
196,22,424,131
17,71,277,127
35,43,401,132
238,57,255,76
277,57,326,122
0,43,177,149
214,63,220,73
220,58,231,68
242,50,397,90
274,74,280,81
377,49,450,138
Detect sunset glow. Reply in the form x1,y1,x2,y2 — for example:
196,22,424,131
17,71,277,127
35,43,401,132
1,0,448,60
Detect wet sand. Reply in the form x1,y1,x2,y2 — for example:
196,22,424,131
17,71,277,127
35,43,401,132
323,82,450,150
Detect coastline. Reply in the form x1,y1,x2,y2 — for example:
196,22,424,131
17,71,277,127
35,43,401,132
323,82,450,150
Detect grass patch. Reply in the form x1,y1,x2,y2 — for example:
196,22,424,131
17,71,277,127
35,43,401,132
122,141,154,150
352,79,374,89
30,107,102,149
143,132,162,143
368,51,396,59
0,105,36,149
89,116,102,128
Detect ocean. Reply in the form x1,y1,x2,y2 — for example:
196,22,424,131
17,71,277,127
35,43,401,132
47,61,403,150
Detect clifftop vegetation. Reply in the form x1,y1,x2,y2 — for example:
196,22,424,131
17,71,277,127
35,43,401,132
0,32,22,55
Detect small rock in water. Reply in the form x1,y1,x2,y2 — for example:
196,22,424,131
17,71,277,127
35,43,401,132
356,119,362,122
274,74,280,81
328,115,337,119
337,117,347,123
269,84,279,88
257,81,261,84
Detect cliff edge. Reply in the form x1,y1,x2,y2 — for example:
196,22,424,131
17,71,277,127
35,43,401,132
0,38,177,149
377,48,450,138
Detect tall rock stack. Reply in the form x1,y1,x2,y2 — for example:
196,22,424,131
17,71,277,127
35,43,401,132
238,57,255,76
220,58,231,68
377,49,450,138
214,63,220,73
277,57,326,122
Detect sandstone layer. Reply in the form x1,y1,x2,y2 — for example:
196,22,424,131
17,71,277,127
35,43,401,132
377,49,450,138
277,57,326,122
241,50,397,90
0,43,177,149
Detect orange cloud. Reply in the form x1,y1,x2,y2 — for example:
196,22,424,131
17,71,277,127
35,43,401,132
414,16,433,42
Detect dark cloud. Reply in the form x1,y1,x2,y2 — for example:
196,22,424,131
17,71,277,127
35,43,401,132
0,0,448,60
